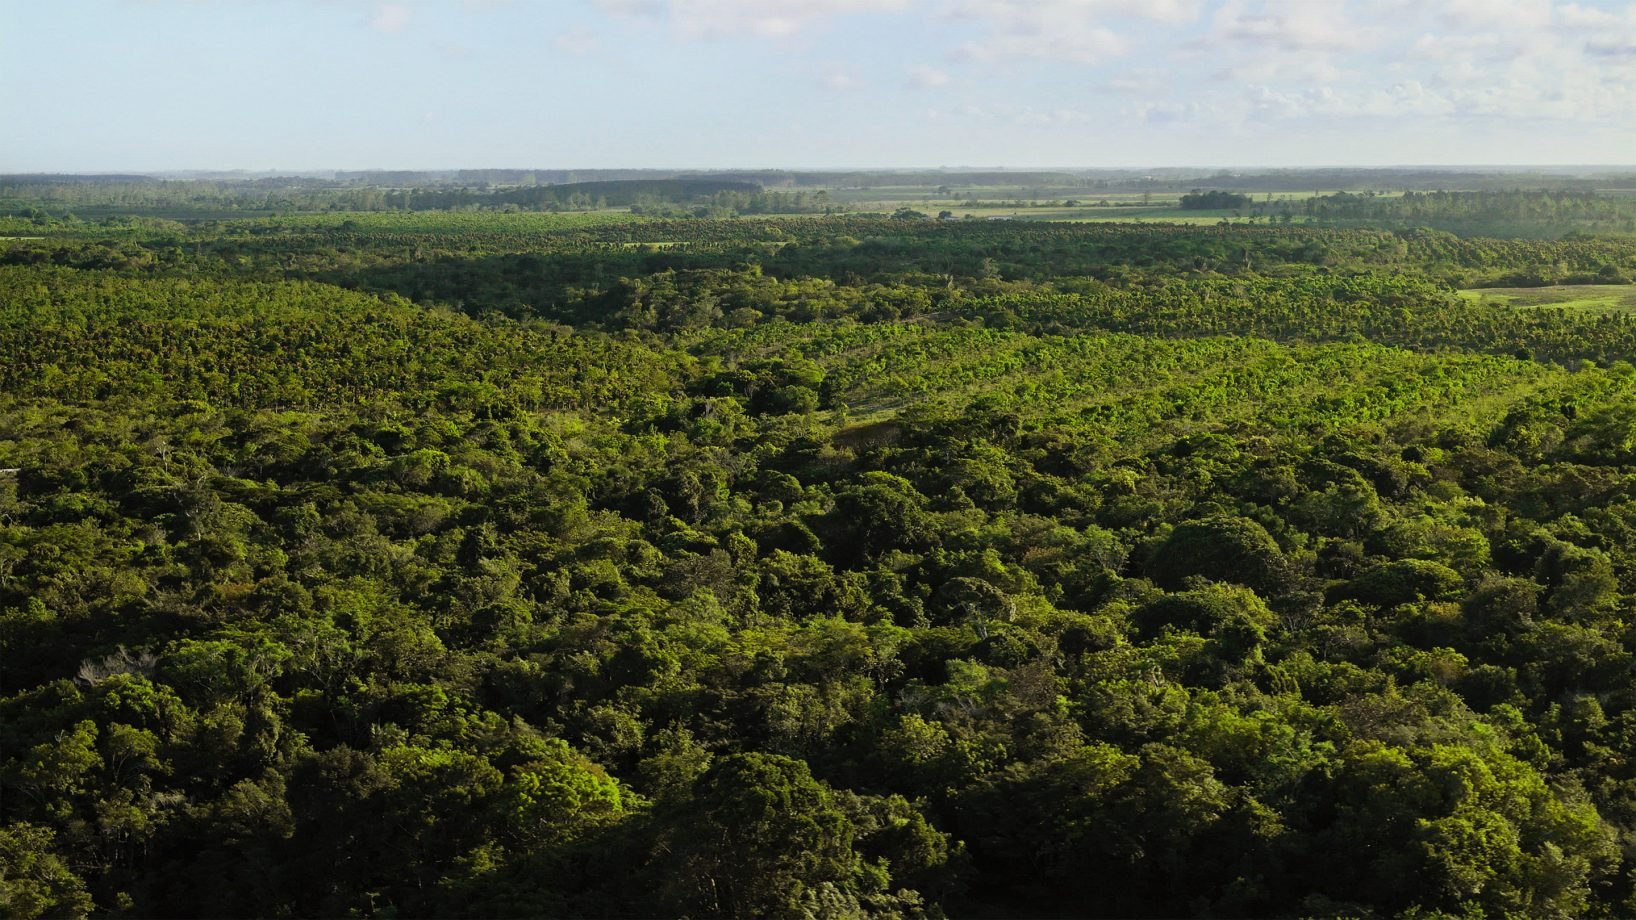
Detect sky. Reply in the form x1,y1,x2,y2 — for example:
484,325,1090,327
5,0,1636,171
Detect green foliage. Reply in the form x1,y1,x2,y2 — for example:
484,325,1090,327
1180,189,1251,210
1147,515,1288,596
6,210,1636,918
1303,189,1636,239
0,823,94,919
647,753,859,917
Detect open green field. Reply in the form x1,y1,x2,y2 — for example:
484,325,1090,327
819,186,1384,221
839,186,1403,223
1036,207,1274,224
1459,284,1636,313
834,203,1293,224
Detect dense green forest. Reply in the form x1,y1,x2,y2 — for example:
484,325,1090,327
1292,191,1636,239
8,207,1636,918
0,178,827,219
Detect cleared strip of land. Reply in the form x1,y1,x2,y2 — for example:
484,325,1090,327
1459,284,1636,313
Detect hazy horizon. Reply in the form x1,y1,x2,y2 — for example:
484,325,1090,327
11,164,1636,178
6,0,1636,173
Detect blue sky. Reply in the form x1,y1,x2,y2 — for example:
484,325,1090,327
5,0,1636,171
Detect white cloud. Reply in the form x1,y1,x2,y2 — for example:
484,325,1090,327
369,2,410,34
818,65,866,91
596,0,666,17
1101,73,1156,92
1208,0,1375,52
1015,107,1089,126
1586,37,1636,55
906,64,952,88
590,0,1201,61
1129,100,1201,123
1245,79,1461,120
1430,0,1553,31
1407,32,1502,62
1223,54,1347,84
948,0,1205,28
597,0,909,39
1374,80,1459,117
923,100,1091,129
577,0,1636,131
954,28,1124,65
943,0,1206,65
1173,0,1636,128
553,26,601,54
1556,3,1632,29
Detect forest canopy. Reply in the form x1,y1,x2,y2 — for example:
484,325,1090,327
5,203,1636,918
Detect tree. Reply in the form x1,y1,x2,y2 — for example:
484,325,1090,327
650,753,861,918
1180,190,1252,210
0,824,93,920
1146,515,1289,597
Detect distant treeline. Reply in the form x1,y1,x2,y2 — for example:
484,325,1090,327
1294,189,1636,238
1180,189,1253,210
0,178,837,216
335,168,673,185
1147,169,1636,194
330,169,1094,189
8,173,1636,235
1305,189,1636,222
386,179,761,210
302,167,1636,193
9,167,1636,194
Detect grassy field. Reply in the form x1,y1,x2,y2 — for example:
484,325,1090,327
1459,285,1636,314
830,203,1299,224
820,185,1387,221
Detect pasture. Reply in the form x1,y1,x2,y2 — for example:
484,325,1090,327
1459,284,1636,314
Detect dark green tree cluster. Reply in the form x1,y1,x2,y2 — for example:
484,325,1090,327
1180,190,1252,211
1301,190,1636,238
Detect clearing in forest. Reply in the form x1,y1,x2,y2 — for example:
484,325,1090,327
1459,284,1636,314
